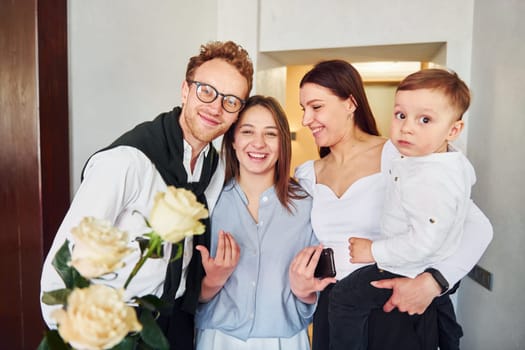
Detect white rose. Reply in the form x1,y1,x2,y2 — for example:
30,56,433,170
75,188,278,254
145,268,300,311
52,284,142,350
148,186,208,243
70,217,134,279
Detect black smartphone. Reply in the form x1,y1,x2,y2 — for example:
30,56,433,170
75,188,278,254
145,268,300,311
314,248,336,278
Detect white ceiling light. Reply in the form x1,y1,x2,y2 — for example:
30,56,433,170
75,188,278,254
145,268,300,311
353,61,421,82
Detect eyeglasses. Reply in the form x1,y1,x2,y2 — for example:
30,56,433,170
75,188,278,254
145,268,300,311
187,80,246,113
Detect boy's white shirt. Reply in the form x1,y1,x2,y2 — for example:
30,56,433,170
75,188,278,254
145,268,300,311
372,143,476,278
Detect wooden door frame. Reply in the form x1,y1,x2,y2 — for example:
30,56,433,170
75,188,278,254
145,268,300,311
0,0,69,348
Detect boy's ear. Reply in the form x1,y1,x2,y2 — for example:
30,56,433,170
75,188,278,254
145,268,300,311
447,120,465,141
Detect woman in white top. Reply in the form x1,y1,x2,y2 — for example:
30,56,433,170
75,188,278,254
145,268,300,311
289,60,493,350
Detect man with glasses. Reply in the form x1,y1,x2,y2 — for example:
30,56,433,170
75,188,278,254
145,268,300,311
40,40,254,350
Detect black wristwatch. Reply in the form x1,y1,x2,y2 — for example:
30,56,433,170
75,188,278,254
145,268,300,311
424,268,449,293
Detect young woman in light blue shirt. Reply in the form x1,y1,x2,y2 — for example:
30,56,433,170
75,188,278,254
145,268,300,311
195,95,325,349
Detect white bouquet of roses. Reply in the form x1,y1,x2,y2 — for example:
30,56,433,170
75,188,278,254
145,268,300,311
39,186,208,350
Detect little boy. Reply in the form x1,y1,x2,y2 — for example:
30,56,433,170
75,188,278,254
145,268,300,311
328,68,475,350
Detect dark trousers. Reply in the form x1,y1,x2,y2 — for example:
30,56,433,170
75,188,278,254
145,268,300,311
312,265,462,350
435,284,463,350
156,297,195,350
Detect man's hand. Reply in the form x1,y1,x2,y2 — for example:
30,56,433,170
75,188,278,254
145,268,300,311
289,245,336,304
349,237,374,263
196,230,240,302
371,272,441,315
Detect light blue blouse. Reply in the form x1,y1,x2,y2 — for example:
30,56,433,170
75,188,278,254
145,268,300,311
195,180,318,341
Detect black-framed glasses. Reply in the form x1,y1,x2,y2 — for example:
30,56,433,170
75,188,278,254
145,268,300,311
187,80,245,113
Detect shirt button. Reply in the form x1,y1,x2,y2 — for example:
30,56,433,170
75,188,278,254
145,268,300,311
252,281,256,287
262,196,268,202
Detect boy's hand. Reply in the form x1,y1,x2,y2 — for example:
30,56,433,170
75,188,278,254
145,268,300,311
349,237,374,263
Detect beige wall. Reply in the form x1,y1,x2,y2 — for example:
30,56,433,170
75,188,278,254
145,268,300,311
364,84,397,137
285,65,319,174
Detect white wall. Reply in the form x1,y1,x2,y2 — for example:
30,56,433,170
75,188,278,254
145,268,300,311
217,0,259,65
457,0,525,348
258,0,474,81
68,0,217,191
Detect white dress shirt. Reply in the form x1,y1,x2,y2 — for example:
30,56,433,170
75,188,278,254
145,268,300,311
40,143,224,327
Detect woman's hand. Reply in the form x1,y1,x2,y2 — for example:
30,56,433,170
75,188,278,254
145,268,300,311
196,230,240,302
289,245,337,304
371,272,441,314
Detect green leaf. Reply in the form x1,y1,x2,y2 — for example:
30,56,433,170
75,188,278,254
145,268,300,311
36,337,48,350
150,234,164,258
41,289,71,305
170,242,183,261
136,235,163,259
109,334,138,350
139,310,169,350
52,241,74,288
133,294,166,312
37,330,70,350
72,268,91,288
51,240,90,289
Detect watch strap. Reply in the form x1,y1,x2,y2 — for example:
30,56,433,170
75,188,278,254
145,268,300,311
424,268,449,293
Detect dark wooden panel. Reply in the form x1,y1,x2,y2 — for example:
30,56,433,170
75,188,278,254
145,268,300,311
38,0,70,254
0,0,69,348
0,1,42,348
